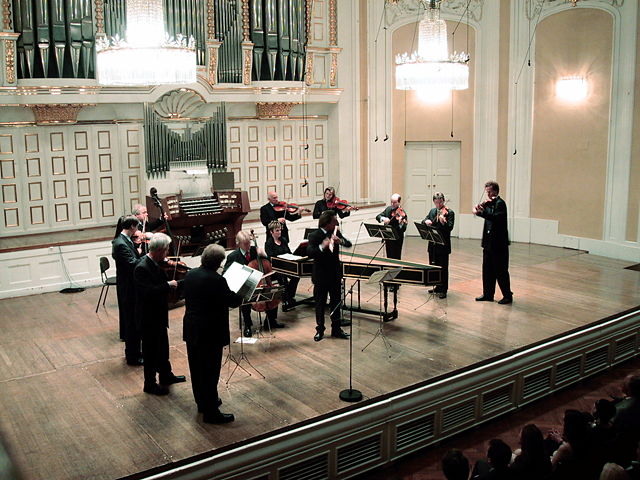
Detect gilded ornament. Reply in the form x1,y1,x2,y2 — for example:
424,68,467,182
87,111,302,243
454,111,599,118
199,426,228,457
94,0,105,34
329,0,337,46
207,0,215,40
305,0,313,44
256,102,301,119
242,44,253,85
329,52,337,87
242,0,250,42
3,0,12,30
305,52,314,86
27,104,93,125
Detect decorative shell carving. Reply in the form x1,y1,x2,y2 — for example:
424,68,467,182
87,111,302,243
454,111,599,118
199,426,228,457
154,89,206,119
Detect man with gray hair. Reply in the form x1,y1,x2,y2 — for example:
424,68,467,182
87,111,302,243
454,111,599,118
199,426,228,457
134,233,186,395
183,244,243,423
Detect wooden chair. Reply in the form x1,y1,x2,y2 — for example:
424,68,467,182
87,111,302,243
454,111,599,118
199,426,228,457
96,257,117,312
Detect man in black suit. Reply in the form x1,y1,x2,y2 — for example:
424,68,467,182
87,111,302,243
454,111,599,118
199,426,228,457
376,193,407,260
307,210,351,342
423,192,455,299
183,244,243,424
112,216,143,364
473,181,513,304
259,191,301,243
312,186,353,219
134,233,186,395
114,204,166,242
222,230,283,337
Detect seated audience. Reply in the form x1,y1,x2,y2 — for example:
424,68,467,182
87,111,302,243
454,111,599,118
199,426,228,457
511,424,552,480
471,438,516,480
613,374,640,467
442,449,470,480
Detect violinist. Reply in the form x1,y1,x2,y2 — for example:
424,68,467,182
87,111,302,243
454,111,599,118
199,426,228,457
307,210,351,342
472,181,513,305
134,233,186,396
182,244,243,424
112,216,143,362
423,192,455,299
114,204,167,254
259,191,302,243
264,221,299,311
313,187,353,219
376,193,408,260
222,230,283,337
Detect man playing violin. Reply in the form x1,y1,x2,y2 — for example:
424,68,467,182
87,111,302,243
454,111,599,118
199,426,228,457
307,210,352,342
313,186,354,219
376,193,408,260
134,233,186,395
222,230,283,337
259,191,302,243
423,192,455,299
112,215,144,362
472,181,513,305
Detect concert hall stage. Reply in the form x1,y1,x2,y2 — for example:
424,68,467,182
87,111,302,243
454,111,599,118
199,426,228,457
0,238,638,480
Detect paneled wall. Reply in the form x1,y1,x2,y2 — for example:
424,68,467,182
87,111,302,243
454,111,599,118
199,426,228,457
227,118,328,207
0,125,144,237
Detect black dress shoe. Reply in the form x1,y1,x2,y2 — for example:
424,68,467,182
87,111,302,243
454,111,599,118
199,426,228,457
126,357,144,366
438,292,447,299
198,398,223,413
144,384,169,396
340,319,352,327
475,295,494,302
314,332,324,342
498,296,513,305
203,412,235,424
243,327,252,337
161,375,186,385
331,329,350,339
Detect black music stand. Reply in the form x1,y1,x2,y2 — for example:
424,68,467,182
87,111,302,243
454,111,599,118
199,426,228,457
338,277,363,403
303,228,318,240
254,285,285,338
361,268,401,356
226,288,275,383
414,221,445,246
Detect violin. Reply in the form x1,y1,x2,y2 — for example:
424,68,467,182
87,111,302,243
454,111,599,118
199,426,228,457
326,197,359,211
273,201,311,214
247,229,280,313
392,206,408,224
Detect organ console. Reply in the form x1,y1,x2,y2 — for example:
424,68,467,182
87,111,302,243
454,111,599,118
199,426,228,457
146,190,250,254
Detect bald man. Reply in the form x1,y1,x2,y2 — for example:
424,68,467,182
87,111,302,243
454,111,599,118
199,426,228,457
259,191,301,243
376,193,408,260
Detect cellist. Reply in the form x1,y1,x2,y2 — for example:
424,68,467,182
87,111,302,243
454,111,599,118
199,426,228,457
222,230,283,337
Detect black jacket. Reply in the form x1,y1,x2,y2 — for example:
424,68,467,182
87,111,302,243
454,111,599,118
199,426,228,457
182,267,243,347
376,206,407,239
477,197,510,251
259,203,301,241
134,255,172,330
423,207,455,255
112,233,141,302
222,246,258,274
312,199,350,219
264,236,291,260
306,228,351,286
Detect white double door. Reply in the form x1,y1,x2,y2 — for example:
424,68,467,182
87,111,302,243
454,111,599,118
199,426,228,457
403,141,460,237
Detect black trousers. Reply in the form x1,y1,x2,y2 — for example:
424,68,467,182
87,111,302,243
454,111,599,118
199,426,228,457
482,248,512,299
313,281,342,333
117,286,141,361
186,341,222,415
276,274,299,303
142,327,173,386
385,237,404,260
241,304,277,328
428,246,450,293
116,284,126,340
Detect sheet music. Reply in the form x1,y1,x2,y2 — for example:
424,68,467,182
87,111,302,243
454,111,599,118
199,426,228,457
277,253,305,261
367,267,402,285
223,262,263,301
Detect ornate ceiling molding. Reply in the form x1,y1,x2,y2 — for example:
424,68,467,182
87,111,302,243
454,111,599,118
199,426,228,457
26,104,94,124
255,102,301,119
526,0,624,20
385,0,485,27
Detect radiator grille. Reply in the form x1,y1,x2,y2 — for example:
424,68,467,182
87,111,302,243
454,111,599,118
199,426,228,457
336,434,381,474
279,454,328,480
442,399,475,433
555,357,581,385
584,346,609,374
481,384,514,415
614,336,636,361
522,369,552,400
395,414,435,452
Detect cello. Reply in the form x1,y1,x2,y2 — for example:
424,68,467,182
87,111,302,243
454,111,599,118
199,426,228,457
247,230,280,313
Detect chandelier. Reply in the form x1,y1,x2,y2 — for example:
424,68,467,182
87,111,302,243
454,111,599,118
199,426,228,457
96,0,196,86
395,0,469,93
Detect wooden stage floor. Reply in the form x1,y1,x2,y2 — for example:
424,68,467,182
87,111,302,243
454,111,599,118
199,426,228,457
0,238,638,480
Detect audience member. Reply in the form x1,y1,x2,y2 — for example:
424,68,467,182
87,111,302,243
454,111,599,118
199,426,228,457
510,424,551,480
599,462,629,480
471,438,516,480
442,449,470,480
613,374,640,467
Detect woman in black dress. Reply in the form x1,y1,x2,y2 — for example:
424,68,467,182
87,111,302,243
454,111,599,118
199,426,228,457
264,220,299,311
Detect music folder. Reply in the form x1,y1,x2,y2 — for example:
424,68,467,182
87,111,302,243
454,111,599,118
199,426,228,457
414,221,445,246
223,262,263,302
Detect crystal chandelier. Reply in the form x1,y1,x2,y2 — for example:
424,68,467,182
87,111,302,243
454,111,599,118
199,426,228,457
96,0,196,86
395,0,469,93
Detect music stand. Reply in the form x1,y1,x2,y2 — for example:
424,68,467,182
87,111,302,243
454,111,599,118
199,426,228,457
226,288,273,383
253,285,285,338
362,268,401,356
414,221,445,246
303,228,318,240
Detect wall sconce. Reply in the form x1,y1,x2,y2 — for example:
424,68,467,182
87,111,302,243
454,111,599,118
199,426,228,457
556,76,588,102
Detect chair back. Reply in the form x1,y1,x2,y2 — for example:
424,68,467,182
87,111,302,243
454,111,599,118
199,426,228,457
99,257,110,282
